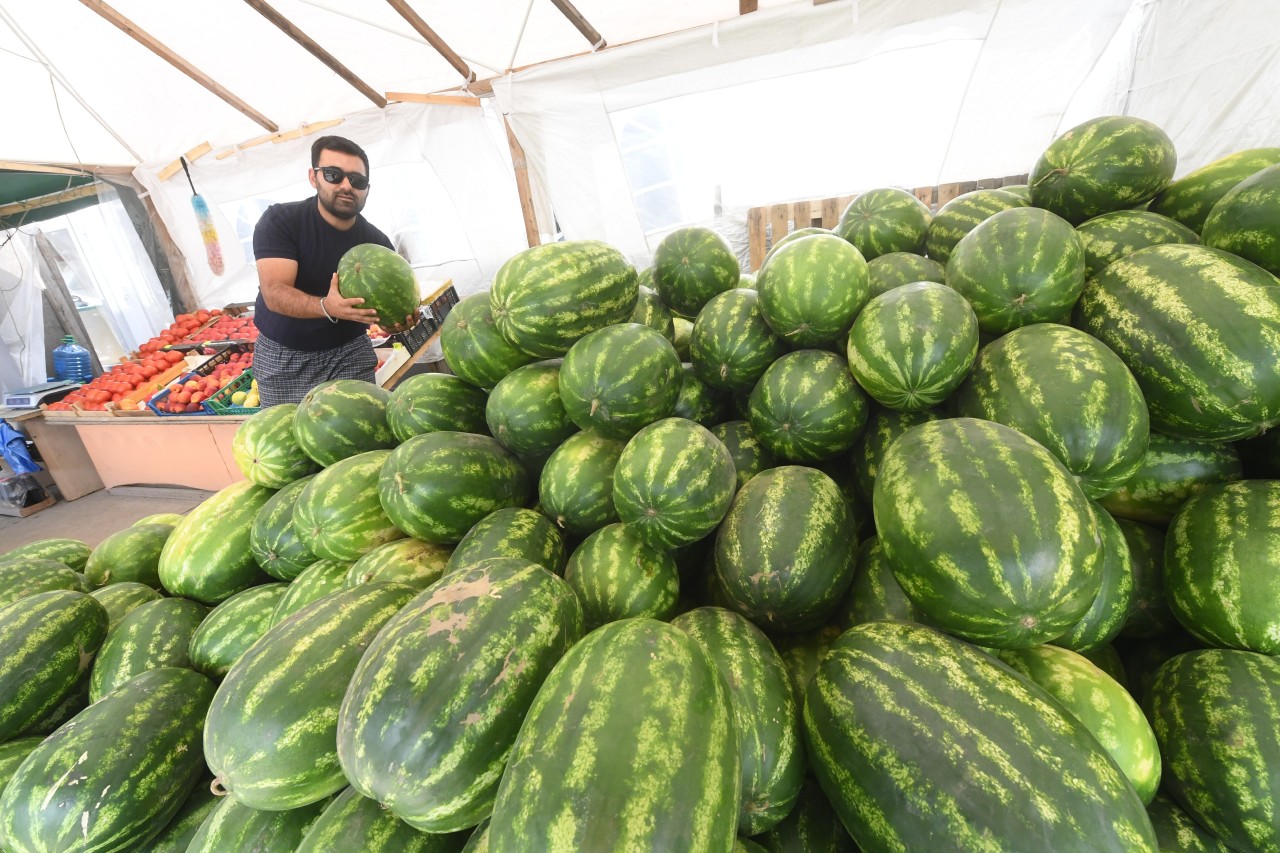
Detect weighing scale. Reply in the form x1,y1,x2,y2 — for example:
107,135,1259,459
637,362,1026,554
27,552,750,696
3,380,81,409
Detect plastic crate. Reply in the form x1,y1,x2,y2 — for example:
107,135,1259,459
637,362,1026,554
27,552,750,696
386,308,440,352
146,373,211,417
189,344,252,377
203,369,260,415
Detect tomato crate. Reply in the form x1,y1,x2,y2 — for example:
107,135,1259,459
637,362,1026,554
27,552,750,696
203,369,260,415
190,344,253,377
146,373,211,417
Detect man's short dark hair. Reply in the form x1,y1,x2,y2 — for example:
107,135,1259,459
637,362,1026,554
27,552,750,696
311,135,370,176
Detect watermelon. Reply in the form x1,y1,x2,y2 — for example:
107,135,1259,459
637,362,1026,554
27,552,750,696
337,242,418,326
1053,502,1136,653
804,621,1158,851
757,234,870,346
751,777,857,852
0,667,214,853
0,590,108,741
672,606,803,835
955,322,1150,497
186,795,329,853
1201,162,1280,275
672,316,693,360
690,288,787,393
1076,209,1200,277
1074,243,1280,441
748,350,868,463
923,187,1028,263
491,240,638,358
232,403,319,488
1149,147,1280,232
1149,649,1280,853
1099,432,1243,524
537,430,625,537
1001,183,1031,200
758,227,831,274
83,523,171,588
90,582,162,630
612,417,738,550
249,474,319,581
136,781,219,853
188,582,288,679
133,513,183,529
88,596,208,702
1146,793,1234,853
440,291,536,389
292,379,396,467
847,280,978,411
1118,628,1204,714
674,363,729,426
1029,115,1177,224
833,187,931,260
997,644,1161,804
345,538,452,589
874,418,1103,648
715,466,856,633
1116,519,1179,641
946,206,1087,334
297,787,463,852
708,420,778,490
564,523,680,627
630,284,676,344
487,618,738,850
387,373,489,442
379,431,531,544
0,738,43,800
866,251,946,297
558,323,681,439
0,560,85,607
652,226,740,317
445,507,566,576
838,536,927,628
293,449,405,561
268,559,353,626
1083,643,1130,689
485,361,577,457
338,559,583,833
0,537,90,571
204,582,417,810
158,480,275,604
850,406,942,503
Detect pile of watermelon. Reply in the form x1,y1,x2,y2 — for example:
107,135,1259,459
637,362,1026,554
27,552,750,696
2,115,1280,852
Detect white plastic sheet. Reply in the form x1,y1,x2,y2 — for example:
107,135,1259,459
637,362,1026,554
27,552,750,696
0,231,47,389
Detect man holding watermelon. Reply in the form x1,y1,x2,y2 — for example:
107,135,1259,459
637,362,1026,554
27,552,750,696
251,135,413,406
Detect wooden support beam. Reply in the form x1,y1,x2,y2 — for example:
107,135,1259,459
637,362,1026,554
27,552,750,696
244,0,387,107
214,118,345,160
385,92,482,107
80,0,279,133
34,233,105,377
504,119,540,248
549,0,606,48
0,161,89,177
386,0,475,83
0,183,101,221
740,0,759,13
157,142,213,182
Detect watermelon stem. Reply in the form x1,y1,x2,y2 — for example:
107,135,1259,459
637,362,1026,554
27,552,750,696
211,777,230,797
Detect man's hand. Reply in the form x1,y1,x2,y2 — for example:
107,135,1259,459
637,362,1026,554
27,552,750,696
324,273,380,324
382,312,418,334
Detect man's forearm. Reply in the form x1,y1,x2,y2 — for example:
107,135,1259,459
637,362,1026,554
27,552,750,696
260,280,329,320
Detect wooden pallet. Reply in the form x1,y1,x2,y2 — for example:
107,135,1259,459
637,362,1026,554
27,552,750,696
746,174,1029,271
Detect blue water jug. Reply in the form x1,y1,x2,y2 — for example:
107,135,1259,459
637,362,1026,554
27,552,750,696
52,335,93,383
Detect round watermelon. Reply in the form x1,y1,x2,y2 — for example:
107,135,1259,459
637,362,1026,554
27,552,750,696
485,361,577,459
866,251,946,297
292,450,405,562
924,188,1028,263
558,323,681,439
337,243,418,328
673,364,729,427
690,288,787,393
439,291,536,390
757,234,869,347
748,350,868,463
564,523,680,628
652,227,740,317
537,430,625,537
834,188,930,260
293,379,396,467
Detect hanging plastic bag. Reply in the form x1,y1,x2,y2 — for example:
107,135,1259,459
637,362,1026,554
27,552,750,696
0,423,40,475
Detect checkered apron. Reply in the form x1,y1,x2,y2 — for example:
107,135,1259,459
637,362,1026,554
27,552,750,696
254,333,378,407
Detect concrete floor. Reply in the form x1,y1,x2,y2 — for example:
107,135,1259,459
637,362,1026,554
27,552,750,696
0,486,211,552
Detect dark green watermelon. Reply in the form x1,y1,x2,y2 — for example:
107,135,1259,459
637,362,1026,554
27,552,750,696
833,188,931,260
337,243,419,328
652,227,740,317
558,323,681,439
1076,209,1200,277
387,373,489,442
439,291,536,389
1202,162,1280,276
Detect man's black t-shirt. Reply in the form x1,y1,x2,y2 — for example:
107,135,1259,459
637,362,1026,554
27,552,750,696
252,197,394,351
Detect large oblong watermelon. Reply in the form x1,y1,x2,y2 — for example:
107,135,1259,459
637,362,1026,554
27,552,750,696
292,450,405,562
337,243,419,328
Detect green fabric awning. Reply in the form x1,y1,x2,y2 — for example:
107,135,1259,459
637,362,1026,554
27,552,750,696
0,170,99,229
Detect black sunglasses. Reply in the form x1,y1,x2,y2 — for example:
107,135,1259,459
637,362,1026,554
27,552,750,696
313,166,369,190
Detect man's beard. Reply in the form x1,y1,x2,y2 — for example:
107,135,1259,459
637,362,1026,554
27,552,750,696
319,188,362,221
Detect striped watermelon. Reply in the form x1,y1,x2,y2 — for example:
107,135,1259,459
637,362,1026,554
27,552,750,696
715,466,856,633
1074,244,1280,441
0,590,107,741
491,240,638,358
1099,432,1243,524
708,420,777,490
445,507,566,576
338,559,583,833
83,523,171,588
485,361,577,457
1029,116,1177,224
672,316,693,360
487,618,739,850
834,188,931,260
297,788,462,852
204,582,417,810
0,560,85,607
851,406,942,503
674,363,729,426
1166,480,1280,654
0,538,90,572
1202,162,1280,275
1149,147,1280,232
612,417,737,550
188,582,288,679
337,242,418,327
752,777,857,852
866,251,946,297
292,379,396,467
268,559,353,626
379,431,531,544
757,234,870,347
1053,502,1136,653
837,536,927,628
558,323,681,439
158,480,275,604
1116,519,1179,640
0,667,214,853
88,596,208,702
946,206,1087,334
874,418,1103,647
292,449,405,561
90,582,162,630
630,284,676,344
690,288,787,393
652,226,740,317
344,538,451,589
1076,210,1200,277
186,795,329,853
748,350,868,463
440,291,536,389
1149,649,1280,853
564,523,680,627
1146,793,1234,853
956,323,1150,497
1001,183,1030,200
804,621,1158,851
847,280,978,410
923,187,1028,263
387,373,489,442
671,607,803,835
1118,628,1204,716
232,403,319,488
537,430,625,537
758,227,831,274
136,781,218,853
133,513,183,529
997,644,1161,803
0,738,43,801
249,474,319,580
